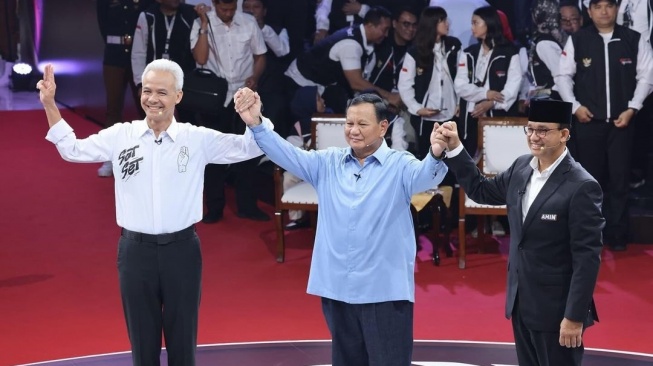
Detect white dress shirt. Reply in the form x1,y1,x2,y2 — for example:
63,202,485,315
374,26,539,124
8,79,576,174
45,117,271,234
190,12,267,106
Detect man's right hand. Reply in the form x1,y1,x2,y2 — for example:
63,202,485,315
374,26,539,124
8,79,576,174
438,121,461,152
575,106,593,123
36,64,56,106
194,3,211,24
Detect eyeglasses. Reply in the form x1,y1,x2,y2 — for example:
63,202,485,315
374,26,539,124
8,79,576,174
524,126,562,137
561,17,580,25
399,21,418,29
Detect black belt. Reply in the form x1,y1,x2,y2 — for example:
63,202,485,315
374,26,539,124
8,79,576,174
121,225,196,245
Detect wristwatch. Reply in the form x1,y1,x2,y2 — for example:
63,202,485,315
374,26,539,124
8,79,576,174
198,29,208,35
628,107,639,114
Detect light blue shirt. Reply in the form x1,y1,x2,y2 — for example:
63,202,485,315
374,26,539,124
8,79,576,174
250,119,448,303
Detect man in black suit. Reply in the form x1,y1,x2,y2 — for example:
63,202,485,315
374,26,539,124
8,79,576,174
436,99,604,366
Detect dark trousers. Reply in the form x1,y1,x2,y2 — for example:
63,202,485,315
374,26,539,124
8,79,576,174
512,300,583,366
199,101,261,215
102,64,142,126
118,226,202,366
321,298,413,366
572,118,633,245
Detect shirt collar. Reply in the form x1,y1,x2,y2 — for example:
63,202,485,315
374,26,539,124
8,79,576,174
135,117,179,142
359,24,374,56
529,147,568,178
344,139,391,165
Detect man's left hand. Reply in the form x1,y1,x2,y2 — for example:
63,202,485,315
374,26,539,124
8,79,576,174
430,122,448,158
234,88,262,126
559,318,583,348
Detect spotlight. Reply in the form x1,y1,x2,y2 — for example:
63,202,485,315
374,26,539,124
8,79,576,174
11,62,34,91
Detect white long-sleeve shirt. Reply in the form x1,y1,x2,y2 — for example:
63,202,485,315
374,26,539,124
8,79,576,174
261,25,290,57
45,117,271,234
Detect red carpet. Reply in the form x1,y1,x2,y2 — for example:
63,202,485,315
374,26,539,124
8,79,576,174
1,110,652,365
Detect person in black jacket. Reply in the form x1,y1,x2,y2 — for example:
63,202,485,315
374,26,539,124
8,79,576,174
555,0,653,251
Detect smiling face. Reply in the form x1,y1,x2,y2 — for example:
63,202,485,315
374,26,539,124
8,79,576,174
345,103,388,159
140,69,182,124
393,11,418,44
525,122,569,159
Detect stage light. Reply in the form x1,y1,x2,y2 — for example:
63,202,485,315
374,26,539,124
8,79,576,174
11,62,35,91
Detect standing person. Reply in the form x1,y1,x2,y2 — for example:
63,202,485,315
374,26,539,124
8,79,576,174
37,59,270,366
131,0,199,123
555,0,653,251
191,0,269,223
96,0,154,177
398,6,461,160
437,99,604,366
560,1,584,37
523,0,564,105
429,0,490,48
454,6,522,157
235,88,449,366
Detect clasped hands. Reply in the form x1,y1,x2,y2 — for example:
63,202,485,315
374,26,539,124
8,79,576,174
430,121,461,158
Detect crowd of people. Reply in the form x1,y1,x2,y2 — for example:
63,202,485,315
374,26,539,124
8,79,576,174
32,0,653,365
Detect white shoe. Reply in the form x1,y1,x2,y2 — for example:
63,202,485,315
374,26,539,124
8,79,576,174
98,161,113,177
491,220,506,236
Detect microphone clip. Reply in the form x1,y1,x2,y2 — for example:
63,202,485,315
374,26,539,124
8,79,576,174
155,138,163,145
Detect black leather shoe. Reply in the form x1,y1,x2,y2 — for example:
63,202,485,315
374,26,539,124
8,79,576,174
237,209,270,221
202,212,223,224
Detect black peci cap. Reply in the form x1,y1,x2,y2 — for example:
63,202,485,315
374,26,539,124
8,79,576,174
529,99,573,126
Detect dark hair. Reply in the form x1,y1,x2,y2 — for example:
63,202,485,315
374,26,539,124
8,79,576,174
559,1,582,14
348,93,390,123
393,6,418,22
214,0,237,4
363,6,392,26
473,6,509,49
414,7,448,69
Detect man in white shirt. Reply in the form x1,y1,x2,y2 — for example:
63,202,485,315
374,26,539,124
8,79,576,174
37,59,270,366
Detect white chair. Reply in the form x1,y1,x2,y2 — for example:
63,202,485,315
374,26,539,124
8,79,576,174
273,114,346,262
458,116,530,269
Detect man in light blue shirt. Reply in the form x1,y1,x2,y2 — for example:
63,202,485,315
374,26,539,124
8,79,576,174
234,88,449,365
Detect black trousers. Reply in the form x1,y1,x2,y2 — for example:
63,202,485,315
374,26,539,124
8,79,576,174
199,101,261,215
321,298,413,366
572,118,633,245
512,299,583,366
118,226,202,366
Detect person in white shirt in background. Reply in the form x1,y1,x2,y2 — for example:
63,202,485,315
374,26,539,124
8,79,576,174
37,59,270,366
398,6,461,161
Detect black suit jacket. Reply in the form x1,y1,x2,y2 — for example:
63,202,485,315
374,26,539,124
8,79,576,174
447,149,604,332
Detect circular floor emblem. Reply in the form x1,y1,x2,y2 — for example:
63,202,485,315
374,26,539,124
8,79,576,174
17,340,653,366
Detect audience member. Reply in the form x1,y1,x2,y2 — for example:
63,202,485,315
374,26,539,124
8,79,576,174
454,6,522,157
191,0,270,223
96,0,154,177
555,0,653,251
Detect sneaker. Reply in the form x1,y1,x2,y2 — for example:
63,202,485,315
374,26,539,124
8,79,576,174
97,161,113,177
491,220,506,236
285,219,310,230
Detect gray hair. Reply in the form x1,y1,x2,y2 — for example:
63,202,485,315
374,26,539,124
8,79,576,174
141,59,184,91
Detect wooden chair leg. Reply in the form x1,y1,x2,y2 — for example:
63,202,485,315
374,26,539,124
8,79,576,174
458,216,466,269
275,210,285,263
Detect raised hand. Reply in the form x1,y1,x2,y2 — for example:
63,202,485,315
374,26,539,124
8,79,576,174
234,87,262,126
437,121,461,152
36,64,56,106
430,122,448,158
